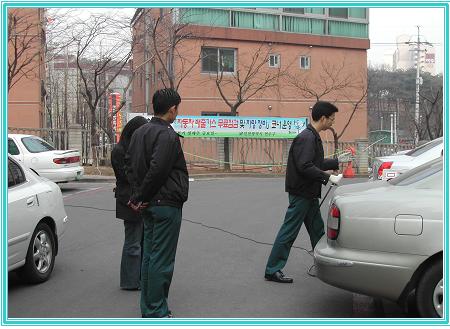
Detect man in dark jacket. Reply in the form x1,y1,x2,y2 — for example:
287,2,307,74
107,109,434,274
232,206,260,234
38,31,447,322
264,101,343,283
125,88,188,318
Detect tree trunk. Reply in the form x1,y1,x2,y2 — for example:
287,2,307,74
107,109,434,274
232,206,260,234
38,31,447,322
223,105,239,171
90,107,98,164
223,137,231,171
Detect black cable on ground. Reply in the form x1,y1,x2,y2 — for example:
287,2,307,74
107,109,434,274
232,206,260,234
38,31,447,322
64,204,314,257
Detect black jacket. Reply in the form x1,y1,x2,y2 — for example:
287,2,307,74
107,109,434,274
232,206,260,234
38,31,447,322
111,144,142,221
125,117,189,208
285,124,339,199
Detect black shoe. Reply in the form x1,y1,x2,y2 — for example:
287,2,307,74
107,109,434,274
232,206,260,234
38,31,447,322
264,270,293,283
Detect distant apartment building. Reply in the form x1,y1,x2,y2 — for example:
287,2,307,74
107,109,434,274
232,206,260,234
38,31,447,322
393,34,436,75
131,7,370,142
8,8,46,128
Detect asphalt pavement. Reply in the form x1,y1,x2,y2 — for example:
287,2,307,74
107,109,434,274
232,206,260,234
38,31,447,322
8,177,408,318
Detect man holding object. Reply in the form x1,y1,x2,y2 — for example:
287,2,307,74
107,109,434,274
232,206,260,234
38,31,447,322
264,101,346,283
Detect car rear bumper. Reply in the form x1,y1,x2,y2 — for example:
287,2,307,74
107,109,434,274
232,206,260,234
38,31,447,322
39,166,84,183
314,236,426,302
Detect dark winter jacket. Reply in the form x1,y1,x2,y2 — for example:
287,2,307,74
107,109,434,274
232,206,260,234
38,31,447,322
125,117,189,208
111,144,142,221
285,124,339,199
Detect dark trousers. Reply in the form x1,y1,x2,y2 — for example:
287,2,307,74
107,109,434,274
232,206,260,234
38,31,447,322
140,206,182,318
265,194,324,275
120,220,143,289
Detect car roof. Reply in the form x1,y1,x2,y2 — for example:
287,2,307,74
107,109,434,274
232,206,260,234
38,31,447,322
8,133,36,138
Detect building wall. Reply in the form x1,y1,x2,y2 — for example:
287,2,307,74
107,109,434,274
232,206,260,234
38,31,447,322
132,8,369,142
8,8,45,129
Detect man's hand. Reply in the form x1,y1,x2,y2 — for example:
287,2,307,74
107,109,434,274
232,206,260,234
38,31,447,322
325,170,339,175
329,174,343,185
127,200,149,212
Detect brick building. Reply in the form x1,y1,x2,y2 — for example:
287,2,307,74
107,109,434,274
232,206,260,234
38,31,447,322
131,7,370,142
8,8,46,129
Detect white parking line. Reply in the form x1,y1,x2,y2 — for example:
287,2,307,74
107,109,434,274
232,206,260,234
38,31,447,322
62,186,107,200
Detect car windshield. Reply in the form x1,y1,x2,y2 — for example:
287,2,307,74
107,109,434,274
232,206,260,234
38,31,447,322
404,138,442,157
389,158,443,186
21,137,55,153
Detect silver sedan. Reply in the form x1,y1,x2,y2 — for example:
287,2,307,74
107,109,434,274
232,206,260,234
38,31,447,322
314,158,443,317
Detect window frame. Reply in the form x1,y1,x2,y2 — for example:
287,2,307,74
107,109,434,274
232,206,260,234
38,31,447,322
21,136,55,153
328,8,349,19
268,54,280,68
8,138,20,155
299,55,311,70
8,158,27,188
201,47,237,74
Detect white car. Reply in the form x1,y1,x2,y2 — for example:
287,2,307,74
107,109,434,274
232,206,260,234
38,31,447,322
8,134,84,183
8,156,68,283
372,137,443,180
315,158,443,317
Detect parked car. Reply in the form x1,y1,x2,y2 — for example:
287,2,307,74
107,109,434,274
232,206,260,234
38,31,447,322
371,137,443,180
8,156,68,283
8,134,84,183
314,157,443,317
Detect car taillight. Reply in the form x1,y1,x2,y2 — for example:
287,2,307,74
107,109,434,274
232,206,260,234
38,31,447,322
377,161,393,179
53,156,80,164
327,203,341,240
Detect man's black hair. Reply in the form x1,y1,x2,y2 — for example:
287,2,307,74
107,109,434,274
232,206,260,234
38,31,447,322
152,88,181,115
311,101,338,121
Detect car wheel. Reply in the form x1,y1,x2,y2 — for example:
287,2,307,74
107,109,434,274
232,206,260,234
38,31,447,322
416,259,443,318
19,223,56,284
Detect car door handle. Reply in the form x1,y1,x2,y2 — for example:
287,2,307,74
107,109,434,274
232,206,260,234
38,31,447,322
26,197,35,207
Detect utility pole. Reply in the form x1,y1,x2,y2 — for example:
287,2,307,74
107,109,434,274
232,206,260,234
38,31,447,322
64,46,69,148
390,113,394,144
406,26,433,145
414,26,421,145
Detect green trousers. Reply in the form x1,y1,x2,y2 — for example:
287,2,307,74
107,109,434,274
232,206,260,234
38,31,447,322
140,206,182,318
265,194,324,275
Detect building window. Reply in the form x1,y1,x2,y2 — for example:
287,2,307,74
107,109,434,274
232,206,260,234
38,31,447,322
201,47,236,73
230,11,279,31
349,8,366,19
328,8,348,19
268,54,280,68
300,56,310,69
283,8,305,14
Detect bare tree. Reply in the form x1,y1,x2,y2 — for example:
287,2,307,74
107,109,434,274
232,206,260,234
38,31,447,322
420,82,443,140
7,8,43,93
327,73,367,153
72,11,135,157
142,8,204,91
288,60,366,154
8,8,75,93
287,60,355,102
210,44,287,169
214,43,286,116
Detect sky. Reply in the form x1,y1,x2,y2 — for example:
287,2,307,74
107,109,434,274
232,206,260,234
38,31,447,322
368,7,445,73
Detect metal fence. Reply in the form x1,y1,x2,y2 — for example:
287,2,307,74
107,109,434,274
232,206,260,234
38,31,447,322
7,127,415,175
